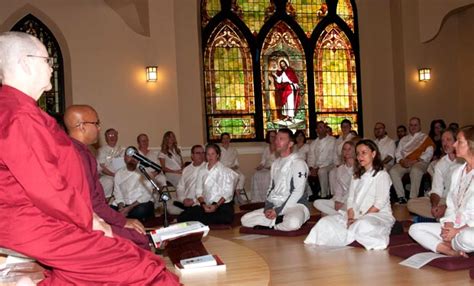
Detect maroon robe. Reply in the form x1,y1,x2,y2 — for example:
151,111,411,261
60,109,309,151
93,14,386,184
0,85,178,285
71,138,150,250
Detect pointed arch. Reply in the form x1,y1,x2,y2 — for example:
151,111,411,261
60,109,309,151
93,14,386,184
11,14,65,116
314,23,358,134
260,21,308,135
336,0,354,32
204,20,255,140
286,0,328,37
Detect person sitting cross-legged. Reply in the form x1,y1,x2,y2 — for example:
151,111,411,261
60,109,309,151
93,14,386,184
241,128,310,231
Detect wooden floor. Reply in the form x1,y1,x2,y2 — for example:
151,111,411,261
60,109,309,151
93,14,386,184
204,204,473,286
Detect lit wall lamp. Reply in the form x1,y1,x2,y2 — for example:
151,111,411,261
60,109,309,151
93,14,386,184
418,68,431,82
146,66,157,82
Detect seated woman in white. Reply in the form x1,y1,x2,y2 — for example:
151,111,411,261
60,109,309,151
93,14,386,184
293,130,310,162
305,139,395,250
177,143,237,225
158,131,183,187
251,130,277,202
220,132,246,203
314,140,356,215
409,126,474,257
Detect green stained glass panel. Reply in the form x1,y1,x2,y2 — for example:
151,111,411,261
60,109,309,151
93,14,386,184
286,0,328,37
233,0,275,35
314,24,357,113
336,0,354,32
208,116,255,140
201,0,221,27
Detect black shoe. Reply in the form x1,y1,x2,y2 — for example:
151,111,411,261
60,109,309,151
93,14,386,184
275,215,284,224
397,197,407,204
253,225,273,230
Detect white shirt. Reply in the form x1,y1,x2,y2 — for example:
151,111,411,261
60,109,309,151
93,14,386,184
114,167,154,205
176,162,204,202
429,155,461,199
138,149,160,174
266,153,309,212
395,132,433,163
441,164,474,227
375,136,396,167
220,145,239,169
307,135,336,168
346,169,393,219
97,144,124,173
293,143,310,162
334,133,355,165
260,145,277,169
196,161,237,204
332,164,353,203
158,149,183,171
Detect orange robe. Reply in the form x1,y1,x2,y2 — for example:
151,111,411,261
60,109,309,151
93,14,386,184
0,85,179,285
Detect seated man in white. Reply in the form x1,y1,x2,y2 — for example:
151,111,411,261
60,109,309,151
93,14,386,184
97,128,124,201
114,153,155,222
307,121,336,199
137,133,167,188
305,139,395,250
407,128,459,220
220,132,246,202
314,140,356,216
177,143,237,225
390,117,435,204
167,145,205,215
241,129,310,231
251,130,277,202
409,126,474,257
374,122,396,170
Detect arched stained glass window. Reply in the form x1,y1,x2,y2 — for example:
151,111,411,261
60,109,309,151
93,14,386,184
11,14,65,116
336,0,354,32
204,20,255,140
286,0,328,37
202,0,360,141
232,0,275,35
261,21,308,135
201,0,221,27
314,24,358,134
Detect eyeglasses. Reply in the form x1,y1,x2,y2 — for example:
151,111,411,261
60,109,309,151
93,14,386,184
76,121,101,128
26,55,54,67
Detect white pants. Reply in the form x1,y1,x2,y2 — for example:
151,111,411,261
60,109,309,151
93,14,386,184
389,162,428,199
313,199,346,216
318,165,333,197
100,175,114,199
407,197,446,218
305,212,394,250
165,173,181,188
409,222,474,253
235,169,246,190
241,204,310,231
251,169,271,202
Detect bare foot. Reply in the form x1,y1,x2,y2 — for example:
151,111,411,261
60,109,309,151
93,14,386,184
436,242,464,257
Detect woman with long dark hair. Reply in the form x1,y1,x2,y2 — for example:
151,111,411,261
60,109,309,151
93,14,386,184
305,139,395,250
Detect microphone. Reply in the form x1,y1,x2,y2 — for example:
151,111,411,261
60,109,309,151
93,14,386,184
125,146,162,173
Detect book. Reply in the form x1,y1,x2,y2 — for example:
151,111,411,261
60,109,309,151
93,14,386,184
174,255,226,274
180,254,217,269
148,221,210,248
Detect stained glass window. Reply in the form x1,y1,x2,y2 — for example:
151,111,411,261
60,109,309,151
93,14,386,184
286,0,328,37
336,0,354,32
204,20,255,140
11,14,64,116
232,0,275,35
201,0,221,27
261,21,308,135
201,0,360,141
314,24,357,136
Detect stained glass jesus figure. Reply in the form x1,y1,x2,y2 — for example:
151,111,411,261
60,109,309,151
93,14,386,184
272,59,300,122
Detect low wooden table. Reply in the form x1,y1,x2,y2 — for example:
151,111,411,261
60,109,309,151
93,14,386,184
166,236,270,286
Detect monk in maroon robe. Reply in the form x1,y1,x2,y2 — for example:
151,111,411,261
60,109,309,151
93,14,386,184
0,32,179,285
64,105,151,250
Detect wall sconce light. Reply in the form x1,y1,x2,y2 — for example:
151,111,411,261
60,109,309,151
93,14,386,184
418,68,431,82
146,66,157,82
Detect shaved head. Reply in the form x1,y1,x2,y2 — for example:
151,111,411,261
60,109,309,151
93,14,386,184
0,32,41,79
64,105,101,145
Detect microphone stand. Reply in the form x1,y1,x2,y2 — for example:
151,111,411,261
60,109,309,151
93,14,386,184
137,164,170,227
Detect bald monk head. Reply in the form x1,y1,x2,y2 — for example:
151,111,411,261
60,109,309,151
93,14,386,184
64,105,101,145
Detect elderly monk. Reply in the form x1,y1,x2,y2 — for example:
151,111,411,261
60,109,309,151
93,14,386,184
0,32,178,285
64,105,151,250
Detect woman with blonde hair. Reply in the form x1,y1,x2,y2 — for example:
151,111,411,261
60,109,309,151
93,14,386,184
158,131,183,187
